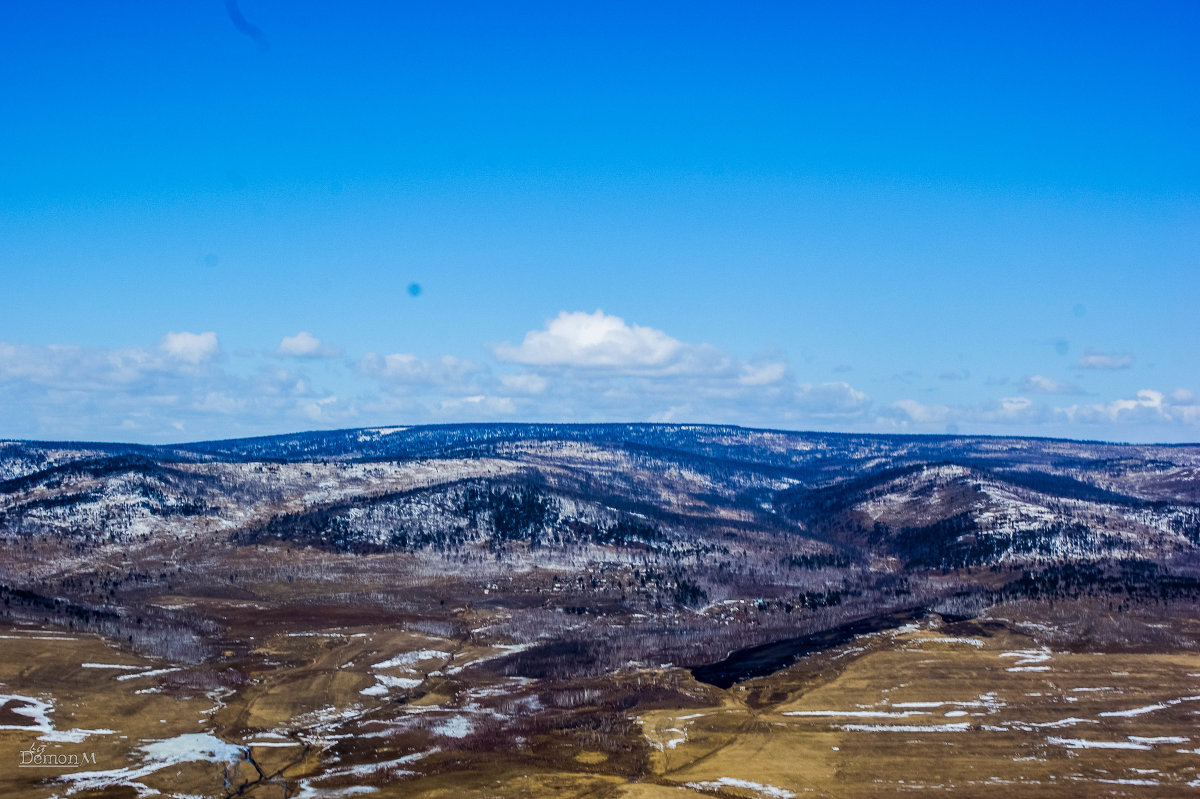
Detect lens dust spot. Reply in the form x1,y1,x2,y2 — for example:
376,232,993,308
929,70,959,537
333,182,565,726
407,283,422,297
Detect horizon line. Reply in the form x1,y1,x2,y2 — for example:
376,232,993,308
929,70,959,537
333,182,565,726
4,421,1196,451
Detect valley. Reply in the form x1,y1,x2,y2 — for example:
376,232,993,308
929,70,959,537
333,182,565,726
1,424,1198,797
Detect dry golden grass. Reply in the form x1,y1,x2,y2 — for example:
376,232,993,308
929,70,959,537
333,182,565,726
0,628,234,799
3,616,1198,798
635,620,1200,797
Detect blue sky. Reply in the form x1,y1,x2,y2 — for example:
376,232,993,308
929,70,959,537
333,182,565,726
1,1,1197,443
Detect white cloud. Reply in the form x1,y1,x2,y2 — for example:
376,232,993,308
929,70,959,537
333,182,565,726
499,373,548,395
0,334,353,442
195,391,246,414
302,395,338,421
0,336,217,390
890,399,951,424
0,342,75,383
1022,375,1083,394
1077,349,1133,370
885,395,1045,429
356,312,853,427
648,405,691,423
738,362,788,386
1,321,1189,444
881,386,1200,438
1108,389,1163,418
793,382,870,416
493,310,693,370
1059,388,1199,427
277,331,340,358
994,396,1036,418
439,394,517,415
160,331,220,364
359,352,480,385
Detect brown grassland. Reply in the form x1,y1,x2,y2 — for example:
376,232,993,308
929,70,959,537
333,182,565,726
3,608,1198,798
